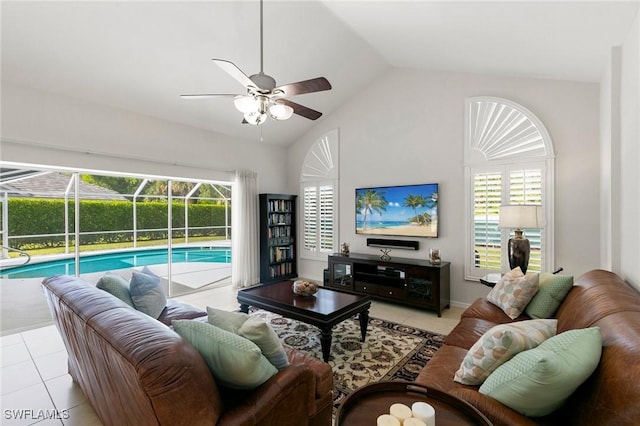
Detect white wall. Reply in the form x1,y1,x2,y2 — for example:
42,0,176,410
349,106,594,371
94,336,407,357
1,84,288,192
599,47,621,273
288,68,600,306
599,11,640,292
619,11,640,289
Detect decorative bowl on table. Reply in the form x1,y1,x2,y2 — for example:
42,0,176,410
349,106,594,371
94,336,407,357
292,280,319,297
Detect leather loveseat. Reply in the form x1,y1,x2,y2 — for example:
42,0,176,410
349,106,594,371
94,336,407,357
416,269,640,426
41,275,333,426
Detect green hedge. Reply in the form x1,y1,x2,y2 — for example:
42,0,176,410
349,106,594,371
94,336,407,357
4,198,230,249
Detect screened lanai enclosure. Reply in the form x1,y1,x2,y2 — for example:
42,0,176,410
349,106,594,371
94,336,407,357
0,164,233,300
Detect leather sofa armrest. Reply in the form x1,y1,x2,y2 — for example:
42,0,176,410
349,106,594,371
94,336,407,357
284,345,333,398
450,388,539,426
216,364,317,426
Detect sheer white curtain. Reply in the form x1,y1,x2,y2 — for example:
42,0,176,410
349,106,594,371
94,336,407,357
232,170,260,288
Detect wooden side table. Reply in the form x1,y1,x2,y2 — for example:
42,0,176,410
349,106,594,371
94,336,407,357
335,381,493,426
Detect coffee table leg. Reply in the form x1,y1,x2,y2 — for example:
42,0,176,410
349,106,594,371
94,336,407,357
239,303,249,314
359,309,369,342
320,328,332,363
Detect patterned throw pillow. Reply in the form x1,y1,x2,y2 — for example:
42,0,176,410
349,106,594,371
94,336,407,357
486,267,540,319
525,273,574,319
454,319,558,385
479,327,602,417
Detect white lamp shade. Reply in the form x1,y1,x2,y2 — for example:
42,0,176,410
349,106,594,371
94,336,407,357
234,96,260,114
268,102,294,120
499,205,543,229
243,111,267,125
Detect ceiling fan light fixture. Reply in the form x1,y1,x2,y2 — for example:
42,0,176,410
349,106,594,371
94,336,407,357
244,111,267,125
268,102,294,120
182,0,331,129
234,95,260,114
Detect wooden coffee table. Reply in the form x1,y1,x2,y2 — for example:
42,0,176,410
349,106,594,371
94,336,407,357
237,280,371,362
335,381,493,426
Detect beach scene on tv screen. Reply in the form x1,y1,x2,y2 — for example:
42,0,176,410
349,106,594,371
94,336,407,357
356,183,438,237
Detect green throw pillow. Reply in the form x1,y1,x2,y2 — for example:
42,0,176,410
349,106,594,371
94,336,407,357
207,307,290,370
173,319,278,390
130,270,167,319
525,273,574,319
206,306,249,334
96,272,135,308
479,327,602,417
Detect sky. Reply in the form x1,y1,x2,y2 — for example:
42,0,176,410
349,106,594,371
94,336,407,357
356,183,438,222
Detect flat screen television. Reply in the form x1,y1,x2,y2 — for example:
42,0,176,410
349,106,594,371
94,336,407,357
355,183,439,238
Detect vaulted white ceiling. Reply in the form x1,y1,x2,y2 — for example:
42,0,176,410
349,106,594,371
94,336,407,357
2,1,638,146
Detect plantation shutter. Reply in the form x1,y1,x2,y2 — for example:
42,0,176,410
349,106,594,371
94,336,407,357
471,167,544,274
473,172,503,270
319,185,334,252
303,186,318,251
465,97,553,280
509,169,543,271
300,129,339,258
303,184,335,253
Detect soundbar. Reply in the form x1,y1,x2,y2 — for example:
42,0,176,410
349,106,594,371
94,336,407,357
366,238,419,250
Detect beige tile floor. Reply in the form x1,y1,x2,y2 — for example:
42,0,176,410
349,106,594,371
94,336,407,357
0,283,463,426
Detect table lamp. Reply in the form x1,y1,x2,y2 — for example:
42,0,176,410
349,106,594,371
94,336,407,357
499,205,542,274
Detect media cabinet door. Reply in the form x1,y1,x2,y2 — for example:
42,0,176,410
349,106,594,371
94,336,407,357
405,266,439,309
328,257,354,291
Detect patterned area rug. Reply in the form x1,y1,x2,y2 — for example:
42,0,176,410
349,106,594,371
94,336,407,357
249,309,446,411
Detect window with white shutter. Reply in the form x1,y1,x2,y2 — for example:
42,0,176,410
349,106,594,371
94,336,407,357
465,97,554,280
319,185,334,252
303,186,318,251
300,130,339,258
473,172,502,271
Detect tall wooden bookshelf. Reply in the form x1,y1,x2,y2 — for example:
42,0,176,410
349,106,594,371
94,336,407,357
259,194,297,283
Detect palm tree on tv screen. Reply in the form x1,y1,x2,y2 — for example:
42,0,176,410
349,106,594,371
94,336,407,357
357,189,388,230
403,194,427,224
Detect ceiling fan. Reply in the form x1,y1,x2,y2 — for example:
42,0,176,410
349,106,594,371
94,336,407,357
181,0,332,125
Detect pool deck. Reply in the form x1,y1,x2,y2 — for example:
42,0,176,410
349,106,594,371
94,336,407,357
1,261,232,336
1,242,233,335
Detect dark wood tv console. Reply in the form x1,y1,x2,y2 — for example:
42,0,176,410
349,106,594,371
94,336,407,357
327,253,450,316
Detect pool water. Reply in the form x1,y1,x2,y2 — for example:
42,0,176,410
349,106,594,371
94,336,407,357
0,247,231,279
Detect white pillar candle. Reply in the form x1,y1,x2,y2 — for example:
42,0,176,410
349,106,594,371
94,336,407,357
411,402,435,426
377,414,401,426
403,418,427,426
389,403,413,423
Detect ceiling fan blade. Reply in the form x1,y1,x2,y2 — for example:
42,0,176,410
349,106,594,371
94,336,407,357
281,99,323,121
180,94,237,99
274,77,332,97
212,59,256,89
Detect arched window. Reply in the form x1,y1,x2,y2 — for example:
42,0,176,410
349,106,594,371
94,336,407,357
464,97,555,280
300,129,339,258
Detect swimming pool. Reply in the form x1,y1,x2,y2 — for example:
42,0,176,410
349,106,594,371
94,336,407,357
0,247,231,279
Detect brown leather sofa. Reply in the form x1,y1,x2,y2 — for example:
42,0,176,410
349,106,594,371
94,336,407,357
416,269,640,426
41,275,333,426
